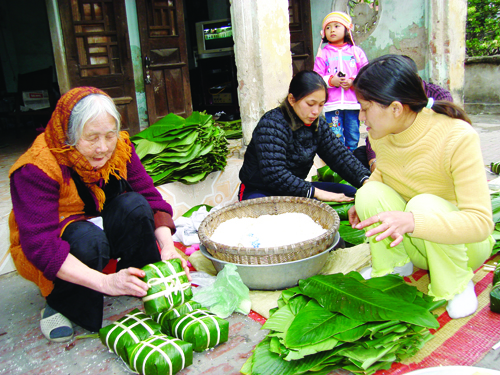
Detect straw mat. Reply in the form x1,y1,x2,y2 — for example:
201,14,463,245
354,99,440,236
377,253,500,374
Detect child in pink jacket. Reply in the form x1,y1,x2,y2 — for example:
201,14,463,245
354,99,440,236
314,11,368,150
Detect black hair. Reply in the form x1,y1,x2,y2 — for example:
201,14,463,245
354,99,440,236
353,54,470,124
288,70,328,102
400,55,419,74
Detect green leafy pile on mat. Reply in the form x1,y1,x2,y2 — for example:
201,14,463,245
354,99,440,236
242,272,445,375
98,259,230,375
131,111,229,185
491,161,500,175
491,192,500,254
217,119,242,139
313,166,366,246
490,263,500,313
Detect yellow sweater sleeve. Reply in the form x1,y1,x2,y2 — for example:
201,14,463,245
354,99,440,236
371,109,493,245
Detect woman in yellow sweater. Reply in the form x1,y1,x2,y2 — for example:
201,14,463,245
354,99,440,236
348,55,494,319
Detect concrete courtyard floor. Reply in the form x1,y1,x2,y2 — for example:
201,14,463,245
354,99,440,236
0,114,499,374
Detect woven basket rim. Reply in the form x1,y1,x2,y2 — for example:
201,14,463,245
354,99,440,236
198,196,340,257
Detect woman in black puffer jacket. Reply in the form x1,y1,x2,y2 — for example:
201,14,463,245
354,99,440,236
238,70,370,202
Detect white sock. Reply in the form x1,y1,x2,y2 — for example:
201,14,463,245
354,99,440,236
360,266,372,280
446,280,478,319
393,261,413,277
359,262,413,280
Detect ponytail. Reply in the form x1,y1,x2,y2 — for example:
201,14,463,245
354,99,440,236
431,100,471,125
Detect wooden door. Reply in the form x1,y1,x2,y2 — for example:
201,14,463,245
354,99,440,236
288,0,314,75
58,0,140,135
136,0,192,125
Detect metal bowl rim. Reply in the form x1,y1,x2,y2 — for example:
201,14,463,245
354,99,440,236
199,232,340,268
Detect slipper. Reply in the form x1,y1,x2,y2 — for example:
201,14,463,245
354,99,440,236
40,308,74,343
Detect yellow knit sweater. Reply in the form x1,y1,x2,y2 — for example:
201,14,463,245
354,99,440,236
369,108,493,244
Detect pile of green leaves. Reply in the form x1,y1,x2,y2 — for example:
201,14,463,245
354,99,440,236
131,112,228,185
217,119,242,139
313,166,367,246
491,192,500,254
242,272,445,375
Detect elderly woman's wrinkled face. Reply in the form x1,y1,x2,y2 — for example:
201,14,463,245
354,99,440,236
76,112,118,169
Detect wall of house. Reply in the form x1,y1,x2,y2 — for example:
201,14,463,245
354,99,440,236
310,0,428,77
0,0,56,93
125,0,148,130
464,56,500,115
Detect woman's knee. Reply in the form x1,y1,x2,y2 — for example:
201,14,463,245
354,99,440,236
108,192,152,220
406,194,457,214
62,221,110,267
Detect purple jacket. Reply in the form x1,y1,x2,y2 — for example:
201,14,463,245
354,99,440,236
10,144,174,281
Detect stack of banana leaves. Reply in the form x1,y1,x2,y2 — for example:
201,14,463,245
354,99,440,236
216,119,242,139
131,111,228,185
241,272,446,375
312,166,365,246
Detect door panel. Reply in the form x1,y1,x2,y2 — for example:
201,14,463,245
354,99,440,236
58,0,140,135
137,0,192,125
288,0,314,75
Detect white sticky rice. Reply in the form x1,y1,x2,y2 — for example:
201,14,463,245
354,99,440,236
210,212,326,248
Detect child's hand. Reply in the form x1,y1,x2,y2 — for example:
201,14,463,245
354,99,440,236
340,78,353,90
328,74,343,88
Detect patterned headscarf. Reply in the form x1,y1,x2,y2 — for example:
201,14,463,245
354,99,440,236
44,86,132,211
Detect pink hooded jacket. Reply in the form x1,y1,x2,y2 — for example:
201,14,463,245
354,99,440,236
313,43,368,112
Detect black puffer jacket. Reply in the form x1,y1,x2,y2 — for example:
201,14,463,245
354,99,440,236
239,102,370,198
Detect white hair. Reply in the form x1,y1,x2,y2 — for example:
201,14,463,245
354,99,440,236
66,94,121,146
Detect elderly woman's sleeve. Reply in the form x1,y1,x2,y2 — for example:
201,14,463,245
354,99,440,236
126,144,176,234
11,164,71,281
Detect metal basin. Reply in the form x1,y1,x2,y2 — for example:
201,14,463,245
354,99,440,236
199,232,339,290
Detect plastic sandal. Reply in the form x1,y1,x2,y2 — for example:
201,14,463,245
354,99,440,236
40,308,74,343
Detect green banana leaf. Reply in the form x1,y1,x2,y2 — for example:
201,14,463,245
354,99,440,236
99,308,162,363
243,337,334,375
182,204,213,218
283,336,339,361
299,273,439,329
142,259,193,316
134,139,169,159
131,111,228,186
315,165,344,183
338,220,367,246
262,304,295,333
363,274,417,303
244,273,440,375
154,300,204,336
325,202,354,221
285,300,363,348
126,334,193,375
170,309,229,352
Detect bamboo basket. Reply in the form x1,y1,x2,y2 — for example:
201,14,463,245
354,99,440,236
198,196,340,265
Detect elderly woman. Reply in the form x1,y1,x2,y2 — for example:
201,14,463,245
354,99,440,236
9,87,190,342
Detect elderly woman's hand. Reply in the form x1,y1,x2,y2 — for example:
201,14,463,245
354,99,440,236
155,226,192,281
102,267,149,297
